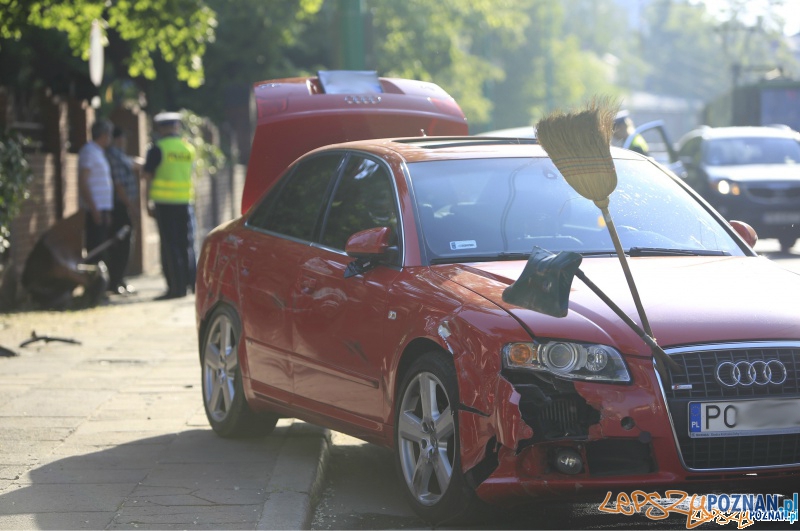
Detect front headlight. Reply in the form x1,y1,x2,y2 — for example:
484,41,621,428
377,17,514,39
714,179,740,195
502,341,630,382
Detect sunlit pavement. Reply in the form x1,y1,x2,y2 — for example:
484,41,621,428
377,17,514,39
0,275,328,530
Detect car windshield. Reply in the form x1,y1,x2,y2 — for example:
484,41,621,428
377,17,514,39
408,157,745,262
704,137,800,166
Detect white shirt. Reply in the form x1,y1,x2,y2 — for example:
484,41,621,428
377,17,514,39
78,141,113,211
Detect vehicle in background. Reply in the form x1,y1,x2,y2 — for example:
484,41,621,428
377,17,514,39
478,120,686,178
624,120,686,178
240,70,468,214
703,79,800,132
676,125,800,252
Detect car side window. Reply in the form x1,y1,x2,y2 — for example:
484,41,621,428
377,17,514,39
247,154,342,241
320,155,400,252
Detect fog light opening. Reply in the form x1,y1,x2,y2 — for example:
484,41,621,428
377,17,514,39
621,416,635,430
553,448,584,475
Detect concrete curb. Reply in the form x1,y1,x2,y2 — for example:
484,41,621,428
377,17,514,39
258,422,332,530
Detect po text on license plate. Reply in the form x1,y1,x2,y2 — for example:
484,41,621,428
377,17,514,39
688,398,800,438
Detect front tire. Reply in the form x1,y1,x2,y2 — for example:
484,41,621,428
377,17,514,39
200,305,278,438
394,352,483,525
779,235,796,254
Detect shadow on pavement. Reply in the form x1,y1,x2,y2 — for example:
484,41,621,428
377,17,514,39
0,428,284,530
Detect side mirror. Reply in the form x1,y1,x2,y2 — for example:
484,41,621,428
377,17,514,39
344,227,396,278
345,226,392,257
729,220,758,248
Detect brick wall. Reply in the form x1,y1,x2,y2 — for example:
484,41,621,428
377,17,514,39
194,163,246,243
0,93,246,304
9,153,58,280
62,154,79,217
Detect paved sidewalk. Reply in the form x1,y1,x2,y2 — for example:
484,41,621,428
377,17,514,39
0,275,330,530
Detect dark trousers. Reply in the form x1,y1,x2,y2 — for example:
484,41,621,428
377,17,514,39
107,199,133,288
155,203,196,297
85,210,111,265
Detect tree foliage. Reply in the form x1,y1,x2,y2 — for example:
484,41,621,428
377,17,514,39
0,0,217,87
0,133,33,254
3,0,798,138
637,0,798,100
367,0,622,131
140,0,324,123
489,0,623,130
179,109,225,176
367,0,525,125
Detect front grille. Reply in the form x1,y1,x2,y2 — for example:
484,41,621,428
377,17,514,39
746,186,800,201
514,383,600,441
665,345,800,400
680,434,800,469
539,397,587,437
663,343,800,470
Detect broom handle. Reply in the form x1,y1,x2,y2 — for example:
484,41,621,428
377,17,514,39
574,268,680,373
600,207,654,338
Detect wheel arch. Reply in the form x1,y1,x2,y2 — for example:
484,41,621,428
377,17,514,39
197,297,241,364
393,337,452,410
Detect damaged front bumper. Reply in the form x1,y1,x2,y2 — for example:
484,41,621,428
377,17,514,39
459,354,800,505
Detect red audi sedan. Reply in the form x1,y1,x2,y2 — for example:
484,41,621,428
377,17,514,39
196,134,800,523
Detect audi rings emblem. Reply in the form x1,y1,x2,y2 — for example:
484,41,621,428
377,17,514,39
715,359,788,387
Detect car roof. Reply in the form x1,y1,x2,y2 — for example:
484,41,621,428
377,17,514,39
475,126,536,138
302,136,644,163
692,125,799,140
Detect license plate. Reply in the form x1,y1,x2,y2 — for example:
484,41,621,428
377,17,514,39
763,212,800,225
688,398,800,438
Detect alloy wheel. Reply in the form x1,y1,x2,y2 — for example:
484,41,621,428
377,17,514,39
397,370,456,506
203,312,239,423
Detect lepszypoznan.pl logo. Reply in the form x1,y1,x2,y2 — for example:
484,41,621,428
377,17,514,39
598,490,798,529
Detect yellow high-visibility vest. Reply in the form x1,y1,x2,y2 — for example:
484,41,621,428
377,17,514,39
149,136,195,203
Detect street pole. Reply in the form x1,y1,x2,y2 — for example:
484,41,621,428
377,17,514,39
340,0,365,70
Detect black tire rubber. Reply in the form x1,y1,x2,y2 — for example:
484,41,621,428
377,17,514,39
200,304,279,438
393,352,487,525
779,236,796,254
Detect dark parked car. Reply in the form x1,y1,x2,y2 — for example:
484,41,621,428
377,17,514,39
195,77,800,525
677,125,800,252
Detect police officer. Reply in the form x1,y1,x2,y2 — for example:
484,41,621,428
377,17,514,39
142,112,197,300
612,110,649,156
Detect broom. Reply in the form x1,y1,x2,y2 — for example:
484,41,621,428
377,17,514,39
535,99,679,375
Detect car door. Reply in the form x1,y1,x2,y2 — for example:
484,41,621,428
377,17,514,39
677,135,707,194
291,154,402,429
239,153,343,403
626,120,687,178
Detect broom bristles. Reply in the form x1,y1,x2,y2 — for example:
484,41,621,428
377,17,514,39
536,98,619,205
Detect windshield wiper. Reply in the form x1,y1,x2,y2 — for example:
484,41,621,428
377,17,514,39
628,247,730,257
579,250,617,256
430,252,531,265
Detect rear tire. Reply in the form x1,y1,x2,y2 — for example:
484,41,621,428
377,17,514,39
200,305,278,438
394,352,485,525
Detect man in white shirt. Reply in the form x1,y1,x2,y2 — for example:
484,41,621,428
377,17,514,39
78,120,114,263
